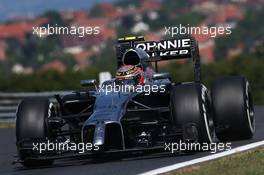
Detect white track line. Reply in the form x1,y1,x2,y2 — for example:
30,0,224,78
140,140,264,175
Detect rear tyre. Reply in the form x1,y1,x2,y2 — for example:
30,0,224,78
211,76,255,141
170,82,214,144
16,98,54,167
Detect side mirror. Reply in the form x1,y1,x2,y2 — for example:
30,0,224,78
80,79,97,87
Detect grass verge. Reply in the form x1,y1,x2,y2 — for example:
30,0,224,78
164,147,264,175
0,122,15,128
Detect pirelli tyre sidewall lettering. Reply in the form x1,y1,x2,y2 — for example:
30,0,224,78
245,80,255,133
201,84,214,143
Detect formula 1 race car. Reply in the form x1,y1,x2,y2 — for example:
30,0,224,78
15,35,255,167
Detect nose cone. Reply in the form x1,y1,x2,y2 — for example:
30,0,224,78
82,92,135,150
93,122,105,146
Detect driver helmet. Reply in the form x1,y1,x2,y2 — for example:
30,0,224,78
115,65,144,85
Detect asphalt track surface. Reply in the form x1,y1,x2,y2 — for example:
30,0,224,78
0,106,263,175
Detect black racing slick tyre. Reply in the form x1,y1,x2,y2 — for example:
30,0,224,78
170,82,214,144
211,76,255,141
16,98,54,167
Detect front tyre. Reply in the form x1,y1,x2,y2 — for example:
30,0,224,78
16,98,54,167
211,76,255,141
170,83,215,144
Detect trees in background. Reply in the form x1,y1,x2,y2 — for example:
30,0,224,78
215,8,264,60
0,50,263,104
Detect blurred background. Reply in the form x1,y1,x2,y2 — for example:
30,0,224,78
0,0,263,103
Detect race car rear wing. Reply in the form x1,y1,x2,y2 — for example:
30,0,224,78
116,35,201,82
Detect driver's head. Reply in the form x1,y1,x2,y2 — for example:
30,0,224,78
115,65,144,85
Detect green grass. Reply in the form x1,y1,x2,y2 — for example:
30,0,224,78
164,147,264,175
0,122,15,128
